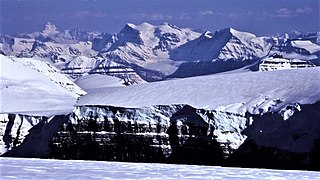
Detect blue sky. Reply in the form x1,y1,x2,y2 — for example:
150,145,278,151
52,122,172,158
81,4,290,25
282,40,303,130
1,0,319,35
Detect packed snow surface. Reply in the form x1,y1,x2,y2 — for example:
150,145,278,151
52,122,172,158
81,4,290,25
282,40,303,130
78,67,320,114
75,74,125,92
0,158,319,179
0,55,78,116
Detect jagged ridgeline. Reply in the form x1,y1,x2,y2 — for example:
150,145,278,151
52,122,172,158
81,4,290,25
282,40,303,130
1,22,319,83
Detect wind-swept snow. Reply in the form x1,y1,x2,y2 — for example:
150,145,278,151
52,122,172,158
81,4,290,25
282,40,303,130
0,55,78,116
1,158,319,180
78,67,320,115
75,74,125,92
11,57,86,95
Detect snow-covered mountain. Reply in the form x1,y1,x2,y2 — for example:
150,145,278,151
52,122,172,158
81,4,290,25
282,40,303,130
170,28,271,62
1,22,319,82
0,54,79,116
61,56,146,84
167,28,272,78
92,22,202,80
269,31,320,65
19,22,101,44
0,34,96,63
100,22,200,74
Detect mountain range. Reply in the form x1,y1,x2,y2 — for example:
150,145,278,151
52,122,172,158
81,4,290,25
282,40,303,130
1,22,319,82
1,22,320,170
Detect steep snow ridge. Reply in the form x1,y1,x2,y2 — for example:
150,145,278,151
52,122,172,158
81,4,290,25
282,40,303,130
126,22,158,47
78,67,320,116
0,55,77,116
170,27,271,62
10,57,86,95
219,28,271,60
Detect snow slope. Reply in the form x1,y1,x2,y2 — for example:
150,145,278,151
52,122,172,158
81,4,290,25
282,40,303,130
75,74,125,92
78,67,320,115
10,57,86,95
0,55,78,116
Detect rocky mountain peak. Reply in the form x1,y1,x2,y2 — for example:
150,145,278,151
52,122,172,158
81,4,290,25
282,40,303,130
42,22,59,36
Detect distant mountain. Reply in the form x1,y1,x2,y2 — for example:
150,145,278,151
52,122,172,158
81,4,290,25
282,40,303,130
99,22,201,80
1,22,319,82
171,28,271,62
18,22,101,44
269,32,320,65
168,28,272,78
61,56,146,85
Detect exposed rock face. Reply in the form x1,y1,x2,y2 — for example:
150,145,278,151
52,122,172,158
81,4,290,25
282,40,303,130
0,114,41,154
1,114,69,158
48,105,245,164
48,103,320,170
1,102,319,170
226,102,320,170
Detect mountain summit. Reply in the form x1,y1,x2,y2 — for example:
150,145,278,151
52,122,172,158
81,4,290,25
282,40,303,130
42,22,59,36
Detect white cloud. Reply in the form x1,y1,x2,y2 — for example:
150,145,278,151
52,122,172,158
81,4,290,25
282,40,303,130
296,7,313,14
113,13,173,20
276,8,293,17
275,7,313,18
199,10,214,16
